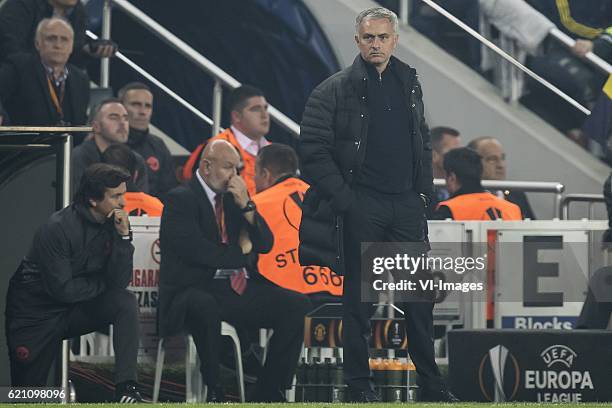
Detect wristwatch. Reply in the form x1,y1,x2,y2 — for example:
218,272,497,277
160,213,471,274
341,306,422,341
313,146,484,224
120,229,133,242
241,200,257,213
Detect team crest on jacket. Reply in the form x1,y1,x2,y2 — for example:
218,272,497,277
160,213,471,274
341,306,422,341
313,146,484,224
146,156,160,172
15,346,29,361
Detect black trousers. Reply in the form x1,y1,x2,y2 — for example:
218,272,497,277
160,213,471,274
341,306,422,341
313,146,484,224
185,278,310,394
342,188,443,392
180,288,221,387
576,267,612,329
9,288,139,386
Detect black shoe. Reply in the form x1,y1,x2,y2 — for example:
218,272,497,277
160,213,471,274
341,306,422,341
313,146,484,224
206,385,225,402
347,387,381,403
419,387,460,402
115,381,148,403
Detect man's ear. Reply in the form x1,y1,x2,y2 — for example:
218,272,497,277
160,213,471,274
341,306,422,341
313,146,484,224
89,198,97,208
230,110,240,124
263,168,272,182
201,159,212,175
354,34,360,45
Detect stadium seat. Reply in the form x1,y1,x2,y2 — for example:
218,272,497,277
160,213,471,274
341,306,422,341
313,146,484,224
152,321,245,402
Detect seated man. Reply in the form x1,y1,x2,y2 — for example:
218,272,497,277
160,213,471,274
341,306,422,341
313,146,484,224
101,143,164,217
433,147,522,220
0,0,116,67
252,143,343,297
181,85,271,196
5,163,144,402
467,136,536,219
0,17,89,126
159,139,310,402
72,99,149,194
119,82,178,201
429,126,462,217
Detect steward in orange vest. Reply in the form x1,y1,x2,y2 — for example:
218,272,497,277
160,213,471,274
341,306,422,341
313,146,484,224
100,143,165,217
432,147,522,327
252,144,343,296
433,147,523,221
254,176,343,295
181,86,271,198
124,192,164,217
436,192,522,220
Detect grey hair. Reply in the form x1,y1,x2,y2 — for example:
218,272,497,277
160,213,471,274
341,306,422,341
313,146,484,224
35,17,74,42
355,7,399,34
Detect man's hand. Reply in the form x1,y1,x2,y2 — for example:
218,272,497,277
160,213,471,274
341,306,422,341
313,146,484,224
83,41,117,59
572,39,594,58
107,208,130,236
227,175,249,209
239,229,253,254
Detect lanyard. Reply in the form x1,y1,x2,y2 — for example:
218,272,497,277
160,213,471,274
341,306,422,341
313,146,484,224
46,75,66,119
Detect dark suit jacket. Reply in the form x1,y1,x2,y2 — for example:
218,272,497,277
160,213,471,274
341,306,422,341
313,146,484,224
505,189,536,220
0,0,88,67
0,53,89,126
158,178,273,337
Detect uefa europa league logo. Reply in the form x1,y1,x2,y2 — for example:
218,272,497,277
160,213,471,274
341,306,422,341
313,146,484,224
479,344,520,402
489,345,510,402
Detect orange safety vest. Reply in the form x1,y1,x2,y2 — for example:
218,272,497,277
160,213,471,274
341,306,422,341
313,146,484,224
438,192,522,221
438,191,521,324
181,128,260,197
253,178,344,295
124,192,164,217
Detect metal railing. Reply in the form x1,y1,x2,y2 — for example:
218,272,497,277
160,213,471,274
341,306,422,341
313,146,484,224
86,31,213,126
416,0,590,115
398,0,612,115
559,193,606,220
549,28,612,75
434,178,565,217
97,0,300,138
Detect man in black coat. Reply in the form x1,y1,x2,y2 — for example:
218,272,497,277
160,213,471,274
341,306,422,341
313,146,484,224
0,0,116,67
5,164,145,402
119,82,178,201
72,99,149,195
159,139,310,402
298,7,457,403
0,17,89,126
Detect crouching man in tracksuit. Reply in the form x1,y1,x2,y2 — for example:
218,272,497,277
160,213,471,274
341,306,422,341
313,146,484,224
5,163,145,403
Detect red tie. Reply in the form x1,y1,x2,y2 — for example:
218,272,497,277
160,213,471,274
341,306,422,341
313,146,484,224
214,194,228,244
215,194,247,295
230,268,248,295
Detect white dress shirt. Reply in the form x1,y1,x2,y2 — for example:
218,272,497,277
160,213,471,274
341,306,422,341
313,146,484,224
231,126,269,156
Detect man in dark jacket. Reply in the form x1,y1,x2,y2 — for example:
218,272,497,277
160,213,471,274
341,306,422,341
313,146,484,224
159,139,309,402
119,82,178,201
0,0,116,67
5,163,145,402
298,6,456,403
0,17,89,127
72,99,149,195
